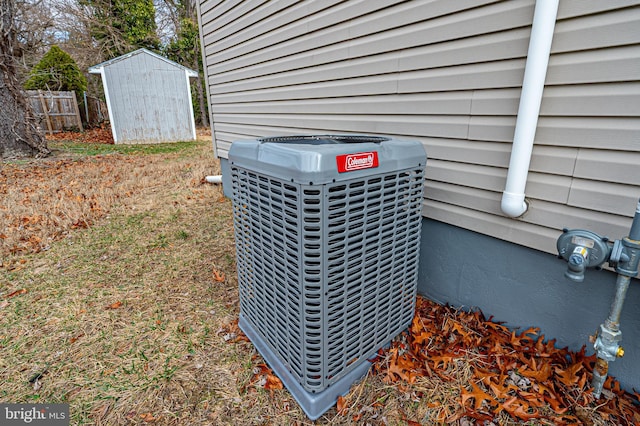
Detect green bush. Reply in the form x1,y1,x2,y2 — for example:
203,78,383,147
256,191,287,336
24,45,87,94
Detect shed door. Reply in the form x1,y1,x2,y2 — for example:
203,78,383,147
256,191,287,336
105,59,193,143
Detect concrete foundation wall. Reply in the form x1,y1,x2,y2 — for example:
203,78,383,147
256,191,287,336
418,218,640,391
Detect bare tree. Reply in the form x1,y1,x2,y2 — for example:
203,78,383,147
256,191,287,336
159,0,208,127
0,0,49,158
47,0,109,96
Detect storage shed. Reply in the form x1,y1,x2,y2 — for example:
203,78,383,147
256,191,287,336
89,48,197,144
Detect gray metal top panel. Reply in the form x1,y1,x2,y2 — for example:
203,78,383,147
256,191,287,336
228,135,427,184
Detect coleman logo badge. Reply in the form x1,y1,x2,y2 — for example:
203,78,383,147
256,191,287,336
336,151,379,172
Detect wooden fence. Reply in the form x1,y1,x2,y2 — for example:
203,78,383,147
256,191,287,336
82,92,108,128
27,90,83,134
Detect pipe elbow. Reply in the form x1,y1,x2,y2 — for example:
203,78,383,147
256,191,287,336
501,192,528,218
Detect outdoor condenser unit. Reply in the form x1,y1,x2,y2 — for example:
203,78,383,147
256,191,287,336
229,135,426,419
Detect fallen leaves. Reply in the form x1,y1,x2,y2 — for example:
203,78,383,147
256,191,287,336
212,269,225,282
461,381,496,411
499,396,541,421
4,288,28,298
555,361,585,387
0,289,27,311
138,412,158,423
0,139,212,266
264,371,284,390
125,411,159,423
219,319,250,343
1,158,116,258
105,301,123,310
246,363,284,393
370,296,640,424
221,320,284,395
45,123,114,144
69,333,84,344
385,346,418,384
336,395,348,415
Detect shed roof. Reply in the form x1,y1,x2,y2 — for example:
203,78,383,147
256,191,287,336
88,48,198,78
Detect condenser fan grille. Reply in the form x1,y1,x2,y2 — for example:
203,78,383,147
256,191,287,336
232,170,305,381
323,171,422,382
231,165,424,392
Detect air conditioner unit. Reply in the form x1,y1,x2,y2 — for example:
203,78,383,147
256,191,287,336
229,135,426,419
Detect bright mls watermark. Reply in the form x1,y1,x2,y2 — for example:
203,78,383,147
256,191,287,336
0,404,69,425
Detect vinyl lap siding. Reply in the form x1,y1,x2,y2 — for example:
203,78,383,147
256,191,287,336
197,0,640,254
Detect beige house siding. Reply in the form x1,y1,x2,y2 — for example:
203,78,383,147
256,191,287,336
197,0,640,255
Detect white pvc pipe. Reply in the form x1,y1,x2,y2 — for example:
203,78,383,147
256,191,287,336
205,175,222,184
501,0,559,218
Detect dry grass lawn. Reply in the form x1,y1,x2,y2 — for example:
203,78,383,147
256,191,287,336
1,132,638,425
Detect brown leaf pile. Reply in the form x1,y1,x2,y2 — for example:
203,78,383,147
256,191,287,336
372,296,640,424
45,124,114,144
